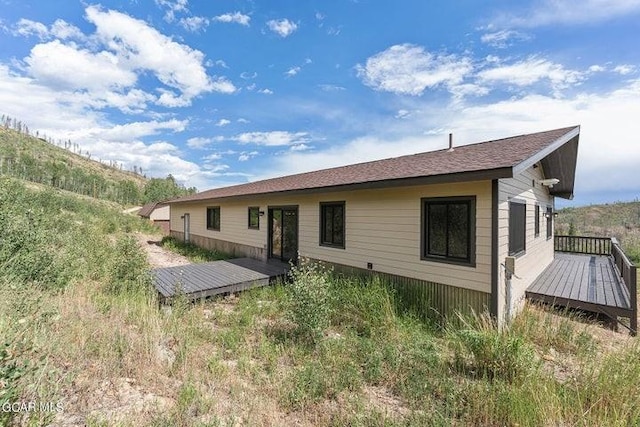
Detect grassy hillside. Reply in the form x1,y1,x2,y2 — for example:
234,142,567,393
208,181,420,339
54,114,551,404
0,127,147,204
2,177,640,426
556,200,640,262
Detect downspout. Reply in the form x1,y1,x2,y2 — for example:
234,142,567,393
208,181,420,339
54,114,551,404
491,179,499,319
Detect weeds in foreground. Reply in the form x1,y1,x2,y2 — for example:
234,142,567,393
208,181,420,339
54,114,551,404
160,236,229,263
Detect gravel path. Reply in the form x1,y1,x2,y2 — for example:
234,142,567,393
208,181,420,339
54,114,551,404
134,232,191,269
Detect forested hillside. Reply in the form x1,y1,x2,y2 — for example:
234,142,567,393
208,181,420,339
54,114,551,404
0,124,197,205
0,127,146,204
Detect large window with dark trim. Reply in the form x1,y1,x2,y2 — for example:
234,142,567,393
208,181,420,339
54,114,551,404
509,200,526,256
546,206,553,240
320,202,345,248
206,206,220,231
422,196,476,265
248,207,260,229
535,204,540,237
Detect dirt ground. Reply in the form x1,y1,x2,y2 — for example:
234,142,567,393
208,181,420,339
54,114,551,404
134,232,191,269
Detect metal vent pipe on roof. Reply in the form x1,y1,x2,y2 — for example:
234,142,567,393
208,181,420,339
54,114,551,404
448,133,454,151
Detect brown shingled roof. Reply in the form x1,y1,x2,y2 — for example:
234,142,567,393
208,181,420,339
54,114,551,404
170,126,580,203
138,201,165,217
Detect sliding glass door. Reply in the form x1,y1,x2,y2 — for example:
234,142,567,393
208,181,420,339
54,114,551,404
268,206,298,262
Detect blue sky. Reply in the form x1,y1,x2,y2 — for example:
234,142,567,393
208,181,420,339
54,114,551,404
1,0,639,206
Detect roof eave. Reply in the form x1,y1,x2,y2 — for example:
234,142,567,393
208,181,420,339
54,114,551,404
512,126,580,176
167,167,513,204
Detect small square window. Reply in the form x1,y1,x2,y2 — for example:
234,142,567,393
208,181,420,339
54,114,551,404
421,196,476,266
248,207,260,229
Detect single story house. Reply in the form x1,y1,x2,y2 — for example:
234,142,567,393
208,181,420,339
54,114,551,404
138,201,170,234
167,126,580,323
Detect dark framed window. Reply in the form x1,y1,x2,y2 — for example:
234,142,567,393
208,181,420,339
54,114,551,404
248,207,260,229
535,204,540,237
421,196,476,266
320,202,345,248
509,200,526,256
206,206,220,231
546,206,553,240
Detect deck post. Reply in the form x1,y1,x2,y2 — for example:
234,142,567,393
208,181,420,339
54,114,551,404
630,264,637,336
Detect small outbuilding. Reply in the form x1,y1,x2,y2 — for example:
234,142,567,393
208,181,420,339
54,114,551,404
138,201,170,234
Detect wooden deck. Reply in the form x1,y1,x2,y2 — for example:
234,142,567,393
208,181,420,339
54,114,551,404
526,236,637,335
527,253,631,309
152,258,290,301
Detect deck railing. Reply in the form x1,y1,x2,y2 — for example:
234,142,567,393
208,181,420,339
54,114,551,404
611,238,638,335
554,235,612,255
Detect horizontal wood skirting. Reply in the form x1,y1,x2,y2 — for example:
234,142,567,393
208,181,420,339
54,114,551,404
170,231,266,261
311,259,491,325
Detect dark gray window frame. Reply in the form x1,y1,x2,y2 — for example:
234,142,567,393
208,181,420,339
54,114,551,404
319,201,346,249
509,199,526,256
248,206,260,230
546,206,553,240
534,204,540,237
206,206,221,231
421,196,476,267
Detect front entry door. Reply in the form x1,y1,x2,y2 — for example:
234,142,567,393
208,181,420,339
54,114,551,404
268,207,298,262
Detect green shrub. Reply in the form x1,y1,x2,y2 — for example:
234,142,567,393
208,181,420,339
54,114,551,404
105,235,150,294
285,259,332,343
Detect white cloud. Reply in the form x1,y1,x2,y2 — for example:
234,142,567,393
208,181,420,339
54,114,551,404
50,19,84,40
238,151,259,161
237,118,250,124
203,153,222,161
477,56,584,92
356,44,473,96
179,16,209,32
234,131,309,146
186,136,223,149
480,29,530,48
240,71,257,79
589,64,606,73
85,5,236,105
213,12,251,26
492,0,640,28
395,109,411,119
318,84,346,92
290,143,311,151
258,88,274,95
285,66,301,77
613,64,636,75
267,19,298,37
215,119,231,127
155,0,189,23
13,19,48,39
25,40,137,92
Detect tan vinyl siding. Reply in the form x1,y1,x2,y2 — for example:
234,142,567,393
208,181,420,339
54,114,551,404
149,205,170,221
170,180,493,294
497,164,555,320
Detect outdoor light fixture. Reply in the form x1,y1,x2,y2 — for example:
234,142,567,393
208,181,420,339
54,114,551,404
538,178,560,188
259,210,265,216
